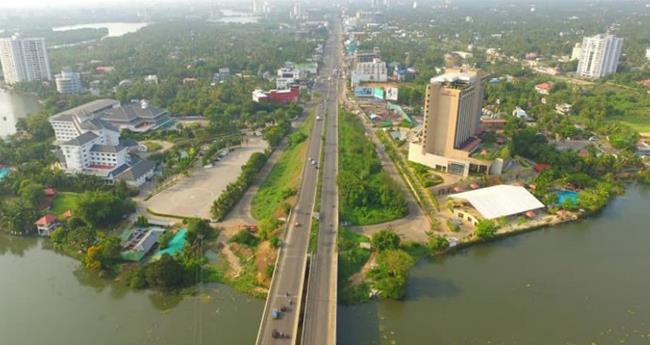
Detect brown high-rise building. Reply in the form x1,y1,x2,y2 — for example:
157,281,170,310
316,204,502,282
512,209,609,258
409,68,497,176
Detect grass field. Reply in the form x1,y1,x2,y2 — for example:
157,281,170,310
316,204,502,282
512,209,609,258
51,192,80,216
338,110,408,225
251,112,314,221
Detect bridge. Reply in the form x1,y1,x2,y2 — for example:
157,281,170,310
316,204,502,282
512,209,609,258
255,17,343,345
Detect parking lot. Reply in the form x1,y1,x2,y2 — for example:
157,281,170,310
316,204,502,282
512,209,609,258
143,136,267,219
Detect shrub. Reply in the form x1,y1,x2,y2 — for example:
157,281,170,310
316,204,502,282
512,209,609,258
230,229,260,247
475,219,498,239
371,229,401,251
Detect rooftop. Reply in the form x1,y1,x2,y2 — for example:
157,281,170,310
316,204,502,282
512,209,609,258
50,99,119,121
61,131,99,146
450,184,545,220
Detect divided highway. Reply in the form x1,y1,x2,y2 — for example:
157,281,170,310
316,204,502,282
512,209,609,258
300,19,343,345
255,19,341,345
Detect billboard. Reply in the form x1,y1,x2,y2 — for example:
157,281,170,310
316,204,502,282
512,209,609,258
373,88,384,100
385,87,398,101
354,87,374,97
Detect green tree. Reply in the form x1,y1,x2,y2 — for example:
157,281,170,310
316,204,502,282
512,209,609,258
145,254,185,290
475,219,498,239
368,249,415,300
371,229,401,251
0,199,40,235
185,218,214,244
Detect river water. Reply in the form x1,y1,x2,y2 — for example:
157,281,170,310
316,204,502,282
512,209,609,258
52,22,149,39
2,183,648,344
0,235,263,345
0,89,41,138
339,185,650,345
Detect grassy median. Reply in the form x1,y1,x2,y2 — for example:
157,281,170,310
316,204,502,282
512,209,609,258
251,111,314,221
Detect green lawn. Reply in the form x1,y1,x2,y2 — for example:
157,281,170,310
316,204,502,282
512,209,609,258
251,113,313,221
51,192,80,216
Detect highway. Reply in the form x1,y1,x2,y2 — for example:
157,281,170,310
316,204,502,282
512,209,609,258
300,18,343,345
255,18,341,345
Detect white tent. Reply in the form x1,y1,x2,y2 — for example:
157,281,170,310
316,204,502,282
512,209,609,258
450,185,545,220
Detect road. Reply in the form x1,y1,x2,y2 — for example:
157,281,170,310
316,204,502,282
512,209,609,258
300,18,343,345
255,20,340,345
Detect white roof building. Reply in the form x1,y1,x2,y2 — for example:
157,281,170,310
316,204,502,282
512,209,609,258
450,185,545,220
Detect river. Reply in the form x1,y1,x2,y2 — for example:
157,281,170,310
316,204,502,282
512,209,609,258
2,185,648,344
52,22,149,39
339,185,650,345
0,235,263,345
0,89,41,138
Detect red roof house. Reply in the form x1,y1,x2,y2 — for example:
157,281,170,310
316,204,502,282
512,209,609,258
534,82,552,95
533,163,551,173
34,214,59,236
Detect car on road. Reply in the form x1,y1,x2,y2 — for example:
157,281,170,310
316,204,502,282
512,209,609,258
316,116,322,121
272,309,281,319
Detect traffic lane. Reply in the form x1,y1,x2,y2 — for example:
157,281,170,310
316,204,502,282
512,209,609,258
258,88,327,345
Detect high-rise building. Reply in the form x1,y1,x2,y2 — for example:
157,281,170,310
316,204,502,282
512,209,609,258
55,68,83,94
646,47,650,61
576,33,623,79
409,68,496,176
0,35,51,84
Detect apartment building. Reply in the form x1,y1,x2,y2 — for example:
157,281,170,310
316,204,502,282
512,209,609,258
55,68,83,94
576,33,623,79
0,35,51,84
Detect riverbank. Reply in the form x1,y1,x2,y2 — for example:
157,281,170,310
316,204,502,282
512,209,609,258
341,182,627,304
339,185,650,345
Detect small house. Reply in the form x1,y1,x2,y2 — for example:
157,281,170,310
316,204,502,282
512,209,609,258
534,82,552,95
34,214,59,236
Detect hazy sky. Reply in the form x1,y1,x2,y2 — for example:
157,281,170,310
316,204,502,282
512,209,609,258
0,0,214,9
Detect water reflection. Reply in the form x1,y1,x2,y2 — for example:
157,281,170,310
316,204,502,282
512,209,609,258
0,89,41,137
0,233,263,345
0,234,38,256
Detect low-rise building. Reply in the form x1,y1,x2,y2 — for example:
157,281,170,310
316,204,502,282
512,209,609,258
144,75,159,84
100,100,172,133
534,82,552,95
49,99,157,185
555,103,573,115
252,86,300,103
276,65,302,89
449,185,545,226
350,58,387,86
34,214,59,236
55,68,83,94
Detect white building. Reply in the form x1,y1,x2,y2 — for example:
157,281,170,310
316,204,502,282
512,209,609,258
49,99,156,186
350,58,387,86
55,68,83,94
646,48,650,61
144,75,158,84
576,34,623,79
276,66,301,89
0,35,51,84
